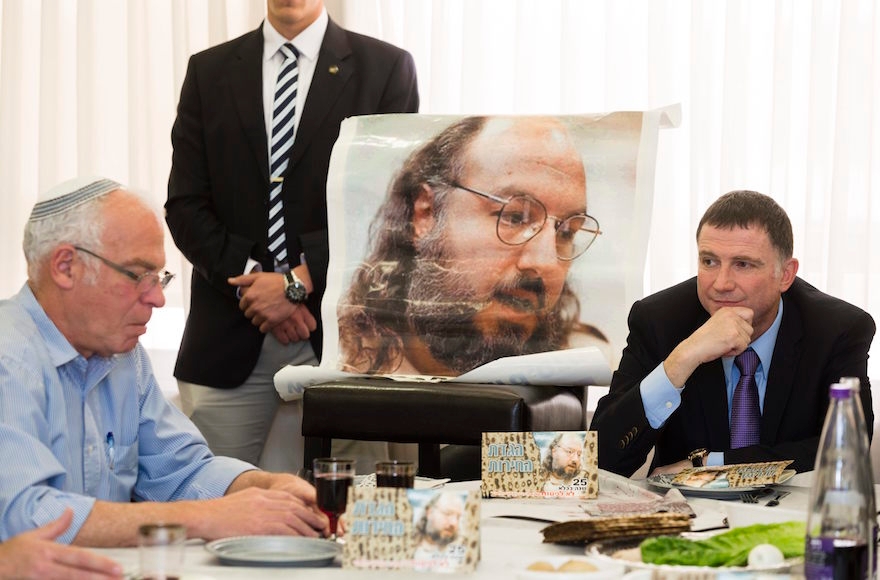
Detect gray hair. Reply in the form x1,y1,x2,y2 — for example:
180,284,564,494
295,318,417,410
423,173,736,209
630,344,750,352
24,195,107,282
23,187,158,282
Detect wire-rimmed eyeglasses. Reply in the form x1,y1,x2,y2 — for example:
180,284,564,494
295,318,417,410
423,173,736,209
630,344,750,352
446,182,602,261
556,446,584,457
74,246,174,294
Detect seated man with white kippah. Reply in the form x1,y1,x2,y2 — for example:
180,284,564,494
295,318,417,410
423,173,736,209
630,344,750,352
0,176,328,547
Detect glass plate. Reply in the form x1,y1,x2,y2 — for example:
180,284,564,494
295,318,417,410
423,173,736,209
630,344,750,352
646,469,795,500
204,535,341,567
587,534,801,575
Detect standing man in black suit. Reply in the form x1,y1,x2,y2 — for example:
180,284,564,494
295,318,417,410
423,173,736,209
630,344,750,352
166,0,419,470
591,190,874,476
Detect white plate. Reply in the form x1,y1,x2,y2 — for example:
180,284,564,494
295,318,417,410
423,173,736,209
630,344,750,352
204,535,341,567
722,502,806,528
586,533,801,576
646,469,795,500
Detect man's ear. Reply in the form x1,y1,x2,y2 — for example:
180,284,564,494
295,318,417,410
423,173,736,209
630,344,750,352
412,183,436,241
49,245,78,290
779,257,799,292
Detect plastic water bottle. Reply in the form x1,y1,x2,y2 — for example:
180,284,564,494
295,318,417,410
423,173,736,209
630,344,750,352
804,382,876,579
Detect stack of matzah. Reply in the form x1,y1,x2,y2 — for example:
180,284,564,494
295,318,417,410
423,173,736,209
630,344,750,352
541,512,691,544
671,460,794,488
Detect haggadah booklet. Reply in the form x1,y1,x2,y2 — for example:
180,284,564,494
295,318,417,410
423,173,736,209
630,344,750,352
481,431,598,499
343,487,481,573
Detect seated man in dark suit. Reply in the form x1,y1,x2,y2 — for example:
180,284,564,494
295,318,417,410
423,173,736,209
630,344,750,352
591,190,874,476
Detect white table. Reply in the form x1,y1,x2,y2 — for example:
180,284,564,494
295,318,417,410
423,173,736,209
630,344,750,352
95,478,815,579
97,518,585,579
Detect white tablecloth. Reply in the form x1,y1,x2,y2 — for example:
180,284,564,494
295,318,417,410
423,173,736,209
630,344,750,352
95,478,818,579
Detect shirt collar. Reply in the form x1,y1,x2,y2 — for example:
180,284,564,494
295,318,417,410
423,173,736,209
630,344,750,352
17,283,82,368
749,298,783,374
262,8,328,63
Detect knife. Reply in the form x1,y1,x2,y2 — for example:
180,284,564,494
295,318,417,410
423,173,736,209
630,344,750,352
765,491,791,507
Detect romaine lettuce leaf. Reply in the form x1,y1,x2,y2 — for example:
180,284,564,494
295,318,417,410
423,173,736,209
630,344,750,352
640,521,805,567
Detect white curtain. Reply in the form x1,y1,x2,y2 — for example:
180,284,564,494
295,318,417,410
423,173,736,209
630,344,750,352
339,0,880,474
0,0,877,379
339,0,879,373
0,0,266,359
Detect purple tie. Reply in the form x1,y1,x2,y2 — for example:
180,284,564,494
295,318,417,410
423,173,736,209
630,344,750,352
730,348,760,449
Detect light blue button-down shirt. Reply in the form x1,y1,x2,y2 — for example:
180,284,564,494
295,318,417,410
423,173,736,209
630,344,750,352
0,285,253,543
640,299,784,466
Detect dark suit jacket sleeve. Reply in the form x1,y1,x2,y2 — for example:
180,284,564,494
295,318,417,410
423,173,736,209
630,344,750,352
590,298,666,476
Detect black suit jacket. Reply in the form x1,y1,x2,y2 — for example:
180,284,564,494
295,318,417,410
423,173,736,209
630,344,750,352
166,19,419,388
590,277,875,476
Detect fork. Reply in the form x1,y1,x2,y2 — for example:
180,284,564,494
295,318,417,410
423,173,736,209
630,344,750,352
740,492,759,503
765,491,791,507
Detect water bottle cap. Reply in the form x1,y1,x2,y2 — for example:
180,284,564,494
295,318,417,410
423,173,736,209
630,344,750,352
829,383,853,398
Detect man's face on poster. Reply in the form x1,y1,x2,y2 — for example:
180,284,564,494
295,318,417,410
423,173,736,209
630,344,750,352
423,493,464,546
550,433,585,479
407,118,588,373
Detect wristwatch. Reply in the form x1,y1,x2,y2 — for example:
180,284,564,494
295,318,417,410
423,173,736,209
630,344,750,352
687,448,708,467
283,271,308,304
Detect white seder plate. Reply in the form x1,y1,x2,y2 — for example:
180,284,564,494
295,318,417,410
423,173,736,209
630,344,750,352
204,535,341,567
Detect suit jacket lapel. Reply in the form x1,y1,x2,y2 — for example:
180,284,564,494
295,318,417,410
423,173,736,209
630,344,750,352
228,27,269,183
689,359,731,449
288,19,352,168
761,296,803,443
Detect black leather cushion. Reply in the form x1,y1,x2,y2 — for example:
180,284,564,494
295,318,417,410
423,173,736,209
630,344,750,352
301,378,587,445
440,444,483,481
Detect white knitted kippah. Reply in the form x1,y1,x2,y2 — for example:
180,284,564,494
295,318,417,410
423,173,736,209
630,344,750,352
29,176,122,222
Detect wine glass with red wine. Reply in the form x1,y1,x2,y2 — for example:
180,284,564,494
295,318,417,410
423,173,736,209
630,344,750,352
375,460,416,488
313,457,355,540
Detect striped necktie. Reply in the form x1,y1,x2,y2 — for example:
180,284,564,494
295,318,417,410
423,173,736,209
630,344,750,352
268,42,299,267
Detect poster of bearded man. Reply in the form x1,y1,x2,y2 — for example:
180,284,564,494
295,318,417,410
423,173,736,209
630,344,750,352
323,110,677,379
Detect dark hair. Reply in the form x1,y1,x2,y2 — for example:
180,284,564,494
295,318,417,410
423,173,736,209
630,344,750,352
337,117,488,373
696,190,793,259
359,115,487,275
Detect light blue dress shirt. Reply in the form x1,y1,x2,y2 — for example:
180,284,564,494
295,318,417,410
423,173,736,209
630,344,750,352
0,285,254,543
639,299,784,466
